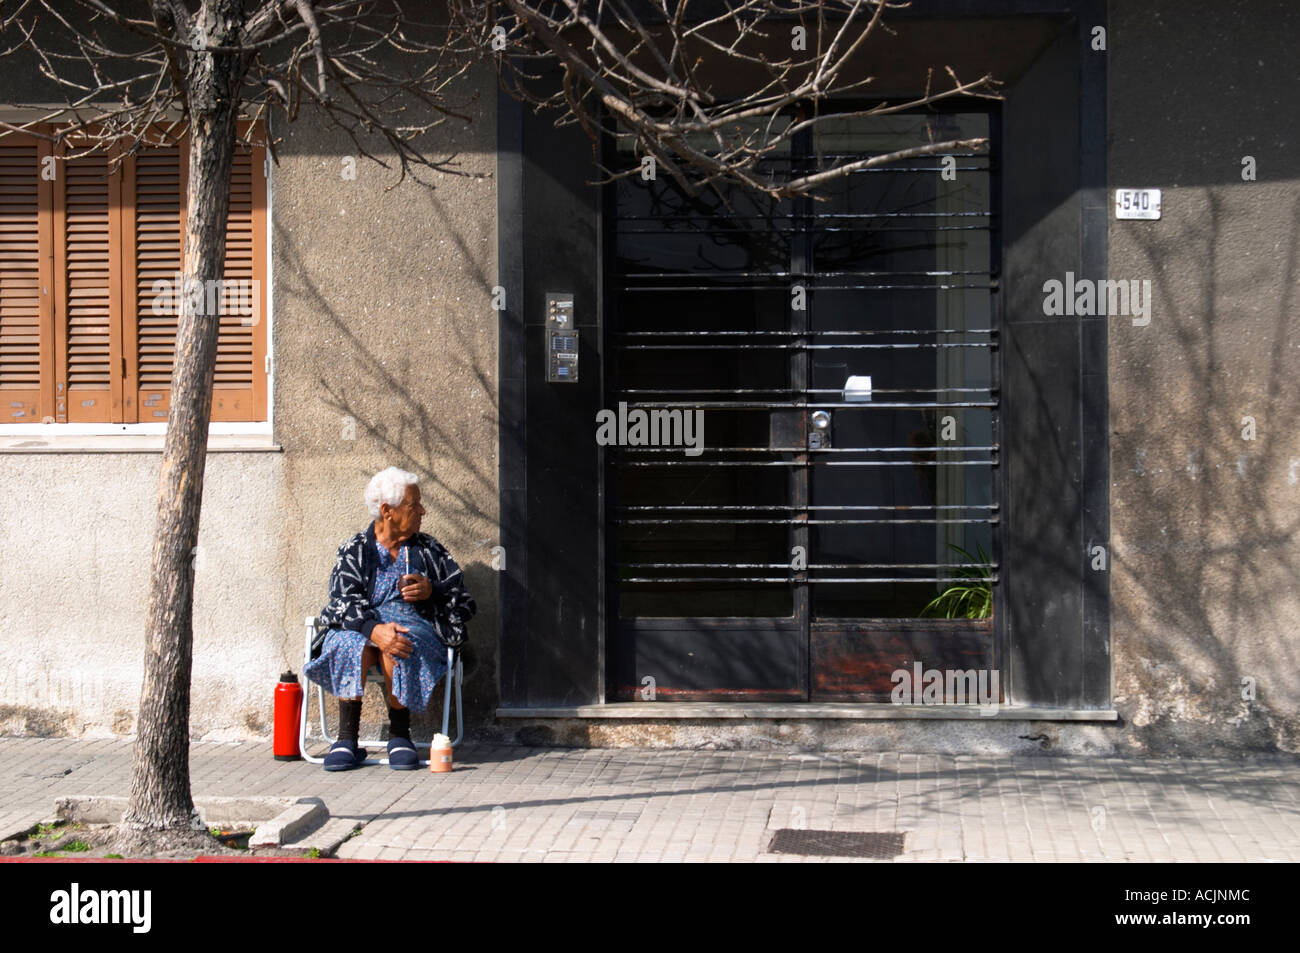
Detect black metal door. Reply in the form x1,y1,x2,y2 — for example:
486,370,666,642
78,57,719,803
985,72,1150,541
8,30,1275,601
606,110,999,703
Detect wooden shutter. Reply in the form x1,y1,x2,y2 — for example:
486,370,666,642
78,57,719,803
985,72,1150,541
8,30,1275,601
52,146,121,422
123,139,185,422
122,132,266,423
211,138,267,421
0,135,52,422
1,124,267,425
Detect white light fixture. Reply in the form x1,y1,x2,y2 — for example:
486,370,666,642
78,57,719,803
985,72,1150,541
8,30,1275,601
843,375,872,402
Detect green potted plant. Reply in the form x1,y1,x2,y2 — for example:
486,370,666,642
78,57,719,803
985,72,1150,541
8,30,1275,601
919,543,993,619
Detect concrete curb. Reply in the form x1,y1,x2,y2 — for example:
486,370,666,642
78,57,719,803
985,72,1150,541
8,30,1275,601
248,798,327,848
45,795,327,848
279,816,363,855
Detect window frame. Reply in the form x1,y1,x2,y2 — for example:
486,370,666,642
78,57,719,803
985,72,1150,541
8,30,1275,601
0,120,271,432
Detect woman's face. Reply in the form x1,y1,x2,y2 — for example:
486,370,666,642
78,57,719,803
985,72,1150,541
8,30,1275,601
382,483,425,541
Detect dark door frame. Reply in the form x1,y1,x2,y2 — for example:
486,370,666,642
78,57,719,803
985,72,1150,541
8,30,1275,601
599,102,1003,703
497,0,1110,714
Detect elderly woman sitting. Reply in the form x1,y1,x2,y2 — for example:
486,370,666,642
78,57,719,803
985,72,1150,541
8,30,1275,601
304,466,476,770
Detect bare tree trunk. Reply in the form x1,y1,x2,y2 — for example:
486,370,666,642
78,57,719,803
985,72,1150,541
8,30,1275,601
120,2,244,844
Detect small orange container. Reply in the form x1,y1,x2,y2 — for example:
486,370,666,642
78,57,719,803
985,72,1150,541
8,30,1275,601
429,736,453,773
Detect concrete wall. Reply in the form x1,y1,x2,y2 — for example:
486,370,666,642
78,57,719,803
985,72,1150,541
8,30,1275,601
3,1,1298,757
0,454,285,737
269,75,500,740
1106,0,1300,754
487,0,1300,755
0,63,499,740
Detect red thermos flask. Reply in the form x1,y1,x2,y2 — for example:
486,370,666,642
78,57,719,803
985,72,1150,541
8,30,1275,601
273,671,303,760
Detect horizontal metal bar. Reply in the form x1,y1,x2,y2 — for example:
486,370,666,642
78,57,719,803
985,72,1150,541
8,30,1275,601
617,224,993,234
620,577,792,584
819,211,992,219
811,152,989,159
620,445,999,453
613,156,991,169
623,562,792,569
620,284,996,293
618,460,995,467
617,211,992,221
843,165,992,172
618,518,998,525
617,504,998,511
787,158,989,166
618,210,993,221
827,458,995,466
616,387,997,395
619,329,996,337
603,400,996,408
621,518,996,526
636,338,996,349
622,576,1001,584
621,270,994,280
621,562,997,570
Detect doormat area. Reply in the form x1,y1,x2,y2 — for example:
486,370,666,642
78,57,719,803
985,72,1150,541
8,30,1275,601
767,829,907,859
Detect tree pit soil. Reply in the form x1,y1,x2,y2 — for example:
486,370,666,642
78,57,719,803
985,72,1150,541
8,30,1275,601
0,820,331,860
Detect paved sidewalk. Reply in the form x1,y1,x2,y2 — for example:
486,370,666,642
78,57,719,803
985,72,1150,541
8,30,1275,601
1,737,1297,862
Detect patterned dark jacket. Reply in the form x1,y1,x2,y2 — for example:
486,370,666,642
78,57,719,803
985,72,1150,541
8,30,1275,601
318,523,477,648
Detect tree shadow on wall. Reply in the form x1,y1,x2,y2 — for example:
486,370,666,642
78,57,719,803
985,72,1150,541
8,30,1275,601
274,186,501,731
1108,188,1300,755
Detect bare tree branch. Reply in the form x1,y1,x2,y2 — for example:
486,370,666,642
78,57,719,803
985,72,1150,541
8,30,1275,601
0,0,1004,848
291,0,328,98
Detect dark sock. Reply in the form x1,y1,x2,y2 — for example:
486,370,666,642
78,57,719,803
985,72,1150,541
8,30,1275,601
338,698,362,744
387,704,410,740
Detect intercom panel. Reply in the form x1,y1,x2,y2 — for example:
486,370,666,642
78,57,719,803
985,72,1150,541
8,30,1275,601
545,292,578,382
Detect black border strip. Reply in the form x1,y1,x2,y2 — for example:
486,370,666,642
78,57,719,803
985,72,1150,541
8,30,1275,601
497,90,527,707
1077,0,1111,707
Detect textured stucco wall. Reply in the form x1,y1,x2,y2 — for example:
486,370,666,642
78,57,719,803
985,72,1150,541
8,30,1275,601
0,62,499,740
3,2,1298,757
0,454,286,737
269,73,500,740
1105,0,1300,754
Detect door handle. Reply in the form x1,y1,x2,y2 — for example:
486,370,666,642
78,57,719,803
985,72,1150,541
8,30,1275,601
809,410,831,449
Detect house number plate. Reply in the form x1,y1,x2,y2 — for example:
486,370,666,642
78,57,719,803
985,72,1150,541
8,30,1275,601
1115,188,1161,220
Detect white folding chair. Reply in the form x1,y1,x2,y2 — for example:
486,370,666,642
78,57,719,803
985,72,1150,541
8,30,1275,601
298,616,464,766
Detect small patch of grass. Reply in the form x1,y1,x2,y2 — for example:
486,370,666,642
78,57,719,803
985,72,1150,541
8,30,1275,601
104,853,124,859
209,828,252,850
29,833,93,856
28,821,85,846
305,847,321,859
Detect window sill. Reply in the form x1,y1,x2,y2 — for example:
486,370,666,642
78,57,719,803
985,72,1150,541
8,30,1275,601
496,703,1118,721
0,429,280,454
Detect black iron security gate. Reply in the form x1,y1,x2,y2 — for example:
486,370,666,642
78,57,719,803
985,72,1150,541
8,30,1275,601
605,110,1000,702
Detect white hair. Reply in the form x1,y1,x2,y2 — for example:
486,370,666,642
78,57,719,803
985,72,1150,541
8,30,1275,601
365,466,419,519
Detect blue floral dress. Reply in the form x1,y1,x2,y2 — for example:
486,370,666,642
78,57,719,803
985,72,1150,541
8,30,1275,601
304,540,449,711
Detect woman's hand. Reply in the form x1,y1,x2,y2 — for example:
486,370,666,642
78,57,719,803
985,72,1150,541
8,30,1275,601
399,574,433,603
370,622,413,659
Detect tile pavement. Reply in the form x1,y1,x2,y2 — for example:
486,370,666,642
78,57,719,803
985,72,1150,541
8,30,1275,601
0,737,1297,862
